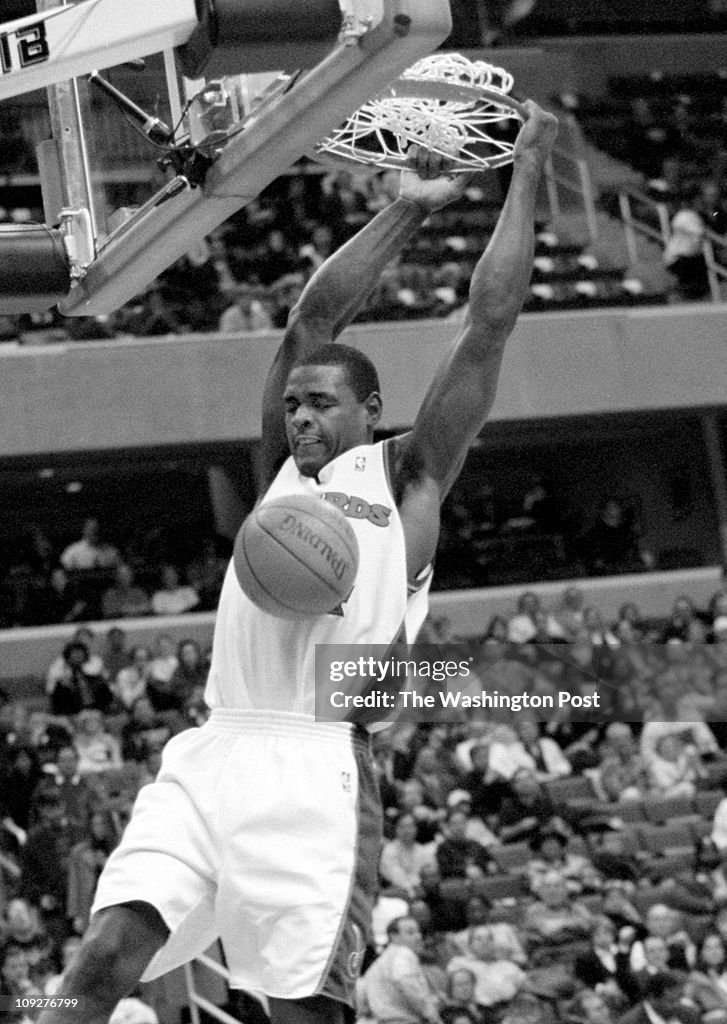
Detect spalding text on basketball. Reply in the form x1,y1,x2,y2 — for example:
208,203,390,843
322,492,392,527
279,514,351,581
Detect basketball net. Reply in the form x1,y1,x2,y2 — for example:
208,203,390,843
315,53,526,173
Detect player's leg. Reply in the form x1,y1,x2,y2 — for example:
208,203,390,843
269,994,347,1024
37,901,168,1024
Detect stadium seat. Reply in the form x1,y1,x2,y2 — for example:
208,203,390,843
637,821,696,853
642,795,695,823
695,790,724,818
489,843,532,874
471,874,529,902
545,776,598,805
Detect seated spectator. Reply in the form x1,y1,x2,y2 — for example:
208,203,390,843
527,830,599,894
565,990,619,1024
435,807,493,881
60,517,120,572
120,697,173,763
0,943,44,1010
640,713,719,764
0,898,53,983
580,500,647,576
147,633,179,688
596,723,649,803
32,566,90,625
394,777,443,844
101,563,151,620
30,744,94,831
218,285,273,334
67,809,120,935
629,905,696,974
379,812,437,899
523,869,595,964
495,769,566,844
147,639,206,713
444,790,498,849
646,733,705,798
111,645,152,711
442,967,489,1024
447,895,527,966
2,745,44,832
186,537,228,611
150,564,200,616
514,717,572,781
573,916,635,1000
411,744,458,811
357,915,441,1024
617,971,700,1024
47,641,113,717
101,626,131,683
72,709,122,775
687,932,727,1017
446,924,526,1011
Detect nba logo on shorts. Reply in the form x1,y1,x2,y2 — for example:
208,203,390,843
354,456,366,471
341,771,351,792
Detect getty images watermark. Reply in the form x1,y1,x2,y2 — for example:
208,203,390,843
314,643,604,724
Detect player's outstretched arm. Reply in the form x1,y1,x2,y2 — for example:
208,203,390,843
402,101,558,501
259,164,472,484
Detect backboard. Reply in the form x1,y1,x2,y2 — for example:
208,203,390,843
0,0,454,316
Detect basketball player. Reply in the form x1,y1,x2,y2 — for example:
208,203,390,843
38,100,557,1024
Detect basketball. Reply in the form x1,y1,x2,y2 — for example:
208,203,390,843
233,493,360,619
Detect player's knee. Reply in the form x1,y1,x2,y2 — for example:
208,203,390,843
65,903,167,998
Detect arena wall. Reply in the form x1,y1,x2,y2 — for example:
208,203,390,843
1,303,726,457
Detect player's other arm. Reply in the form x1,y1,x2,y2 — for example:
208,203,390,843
401,102,558,501
259,170,469,485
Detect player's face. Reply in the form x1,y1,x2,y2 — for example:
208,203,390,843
284,364,375,477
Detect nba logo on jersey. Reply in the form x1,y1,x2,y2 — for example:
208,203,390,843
354,456,366,471
341,771,352,792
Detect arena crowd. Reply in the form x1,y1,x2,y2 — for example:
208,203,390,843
4,580,727,1023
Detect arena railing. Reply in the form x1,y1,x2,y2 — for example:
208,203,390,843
618,184,727,302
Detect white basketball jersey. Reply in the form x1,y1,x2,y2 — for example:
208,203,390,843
205,440,431,716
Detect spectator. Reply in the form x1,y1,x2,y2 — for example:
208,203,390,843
596,723,650,803
218,285,273,334
47,641,113,717
60,517,120,571
150,564,200,616
101,627,131,683
447,895,527,966
580,500,647,576
663,206,710,302
147,633,179,688
147,638,206,713
629,905,696,974
101,564,151,620
32,567,90,626
573,916,634,999
1,898,53,982
379,812,436,899
446,925,526,1011
617,971,699,1024
523,869,594,964
646,734,705,798
111,646,152,711
67,810,119,935
496,769,565,844
20,790,84,949
442,967,489,1024
1,745,44,832
0,943,44,1011
72,709,122,775
30,745,94,831
119,698,172,764
527,830,599,894
435,807,493,881
358,915,442,1024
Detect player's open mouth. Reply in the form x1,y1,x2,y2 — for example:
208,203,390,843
295,436,322,448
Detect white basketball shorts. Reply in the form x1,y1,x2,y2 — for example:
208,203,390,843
92,710,381,1004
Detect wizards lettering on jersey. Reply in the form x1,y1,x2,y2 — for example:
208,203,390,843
323,492,392,527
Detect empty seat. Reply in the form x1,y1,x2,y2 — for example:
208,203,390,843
642,795,695,823
489,843,532,874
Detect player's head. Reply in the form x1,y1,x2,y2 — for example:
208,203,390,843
284,344,382,477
